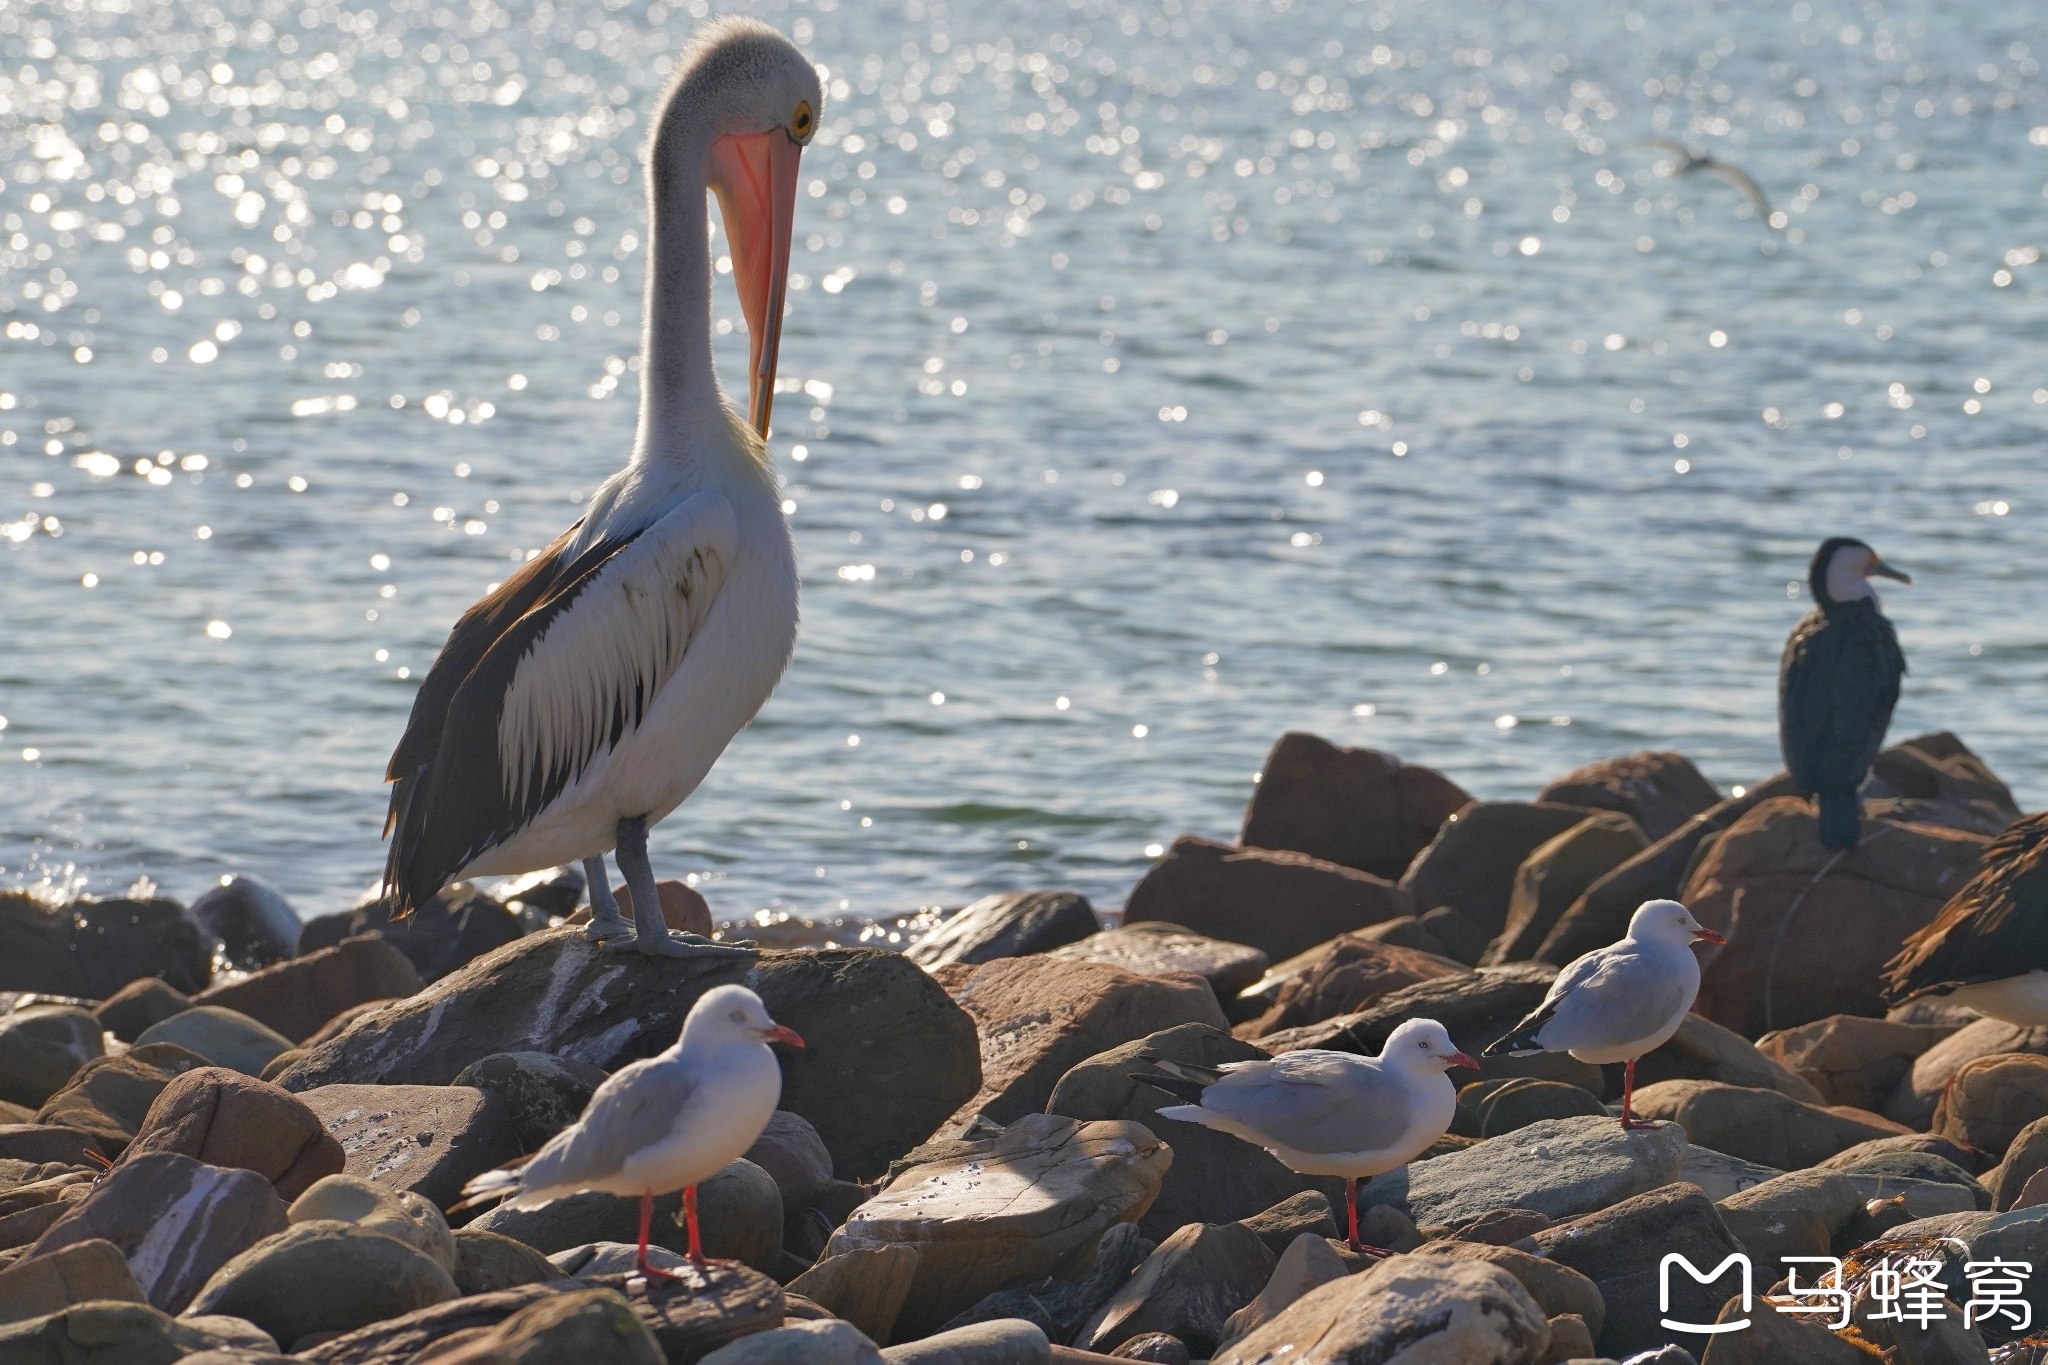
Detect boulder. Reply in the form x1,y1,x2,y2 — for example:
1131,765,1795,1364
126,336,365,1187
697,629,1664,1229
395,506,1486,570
1445,1207,1552,1247
1844,1205,2046,1349
1356,1115,1688,1230
450,1227,561,1295
1629,1079,1907,1170
1693,1295,1878,1364
298,1084,526,1212
287,1173,456,1271
1473,1078,1608,1137
1678,1145,1784,1202
0,892,213,998
786,1244,921,1344
825,1114,1172,1340
0,1174,90,1250
1418,905,1494,966
1863,732,2024,836
31,1043,211,1155
0,1006,104,1108
133,1008,293,1077
750,948,983,1180
1484,813,1650,966
1990,1118,2048,1210
1046,1023,1341,1238
489,864,588,925
394,1287,665,1364
1106,1334,1189,1363
184,1219,460,1349
1819,1134,1989,1189
1684,798,1990,1035
881,1319,1051,1364
1536,751,1722,842
931,1220,1149,1346
1238,1191,1340,1257
1713,1168,1860,1270
1210,1253,1547,1365
594,878,716,936
1122,836,1412,964
297,883,522,984
1529,1182,1747,1358
1935,1053,2048,1159
188,876,301,971
27,1152,286,1311
304,999,401,1048
946,956,1225,1130
1888,1018,2048,1130
906,892,1101,968
0,1237,146,1325
576,1265,789,1362
119,1066,344,1201
0,1125,100,1170
1240,934,1464,1038
1076,1220,1276,1357
471,1157,782,1272
1236,733,1472,881
1399,802,1601,938
193,935,423,1044
743,1109,836,1206
450,1051,609,1153
0,1300,277,1365
1411,1240,1606,1335
1045,922,1268,1000
286,1283,566,1363
91,979,192,1043
1213,1232,1349,1353
699,1318,885,1365
1751,1013,1946,1111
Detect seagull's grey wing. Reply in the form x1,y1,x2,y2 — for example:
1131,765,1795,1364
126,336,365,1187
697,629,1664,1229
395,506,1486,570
1702,160,1772,220
1539,949,1692,1053
516,1058,691,1195
1201,1051,1415,1155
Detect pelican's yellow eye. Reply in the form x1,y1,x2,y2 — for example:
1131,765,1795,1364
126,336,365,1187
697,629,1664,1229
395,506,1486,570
792,100,814,139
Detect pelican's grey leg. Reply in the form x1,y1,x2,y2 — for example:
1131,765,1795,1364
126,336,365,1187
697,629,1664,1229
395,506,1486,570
608,816,756,959
582,855,632,943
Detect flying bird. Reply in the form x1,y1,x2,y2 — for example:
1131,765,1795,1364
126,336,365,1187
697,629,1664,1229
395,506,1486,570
1486,900,1724,1130
381,20,821,956
1780,537,1910,849
1640,136,1777,225
1143,1018,1477,1254
454,984,803,1276
1884,813,2048,1024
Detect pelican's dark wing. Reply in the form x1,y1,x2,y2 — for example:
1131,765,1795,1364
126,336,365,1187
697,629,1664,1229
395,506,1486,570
1885,813,2048,1002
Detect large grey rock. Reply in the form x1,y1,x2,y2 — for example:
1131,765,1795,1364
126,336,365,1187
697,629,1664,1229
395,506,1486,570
471,1157,782,1273
927,1219,1148,1346
1046,922,1269,1000
188,876,301,971
133,1007,293,1077
298,1083,525,1212
744,1109,836,1206
451,1051,608,1152
905,892,1100,968
880,1318,1050,1365
0,1006,104,1107
286,1172,456,1272
1356,1115,1687,1229
1678,1145,1783,1202
1077,1220,1275,1358
184,1219,460,1350
1210,1253,1547,1365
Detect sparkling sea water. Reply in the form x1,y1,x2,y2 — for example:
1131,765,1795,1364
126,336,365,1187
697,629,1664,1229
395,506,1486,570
2,0,2042,933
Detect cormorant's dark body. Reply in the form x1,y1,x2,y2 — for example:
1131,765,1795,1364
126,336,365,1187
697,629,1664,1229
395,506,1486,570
1778,537,1907,849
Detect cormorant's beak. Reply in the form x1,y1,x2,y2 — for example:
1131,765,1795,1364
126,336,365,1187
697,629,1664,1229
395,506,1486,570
1449,1051,1481,1071
707,128,803,439
765,1024,806,1049
1868,559,1911,585
1692,928,1727,945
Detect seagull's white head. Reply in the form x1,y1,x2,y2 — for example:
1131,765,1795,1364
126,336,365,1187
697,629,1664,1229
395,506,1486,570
679,983,806,1052
1382,1018,1481,1076
1628,899,1726,949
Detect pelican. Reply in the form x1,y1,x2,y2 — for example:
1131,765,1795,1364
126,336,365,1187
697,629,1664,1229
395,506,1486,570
1885,813,2048,1023
1640,136,1777,226
381,20,820,957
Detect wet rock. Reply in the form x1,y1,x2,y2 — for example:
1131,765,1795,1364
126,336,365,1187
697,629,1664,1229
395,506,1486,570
188,876,301,972
0,892,213,998
744,1109,836,1207
1213,1232,1348,1354
1677,1146,1783,1203
700,1318,885,1365
1237,733,1473,881
1123,836,1412,964
186,1219,460,1348
1474,1078,1609,1137
787,1243,921,1343
947,956,1225,1130
1537,752,1722,843
826,1114,1171,1340
298,1083,525,1212
1693,1297,1875,1364
298,883,523,985
1211,1253,1547,1365
0,1006,103,1108
288,1173,455,1271
1484,813,1650,966
1077,1220,1275,1357
450,1227,560,1295
451,1051,608,1153
1631,1079,1907,1170
1887,1018,2048,1131
1046,922,1269,1001
1240,934,1464,1038
1753,1013,1952,1112
1935,1053,2048,1160
1399,802,1602,939
1530,1183,1745,1358
1684,798,1989,1036
906,892,1101,969
1357,1115,1688,1230
120,1066,344,1202
1048,1024,1343,1237
0,1238,146,1325
0,1300,278,1365
92,979,192,1043
194,935,423,1045
470,1157,782,1272
1239,1191,1340,1257
0,1125,100,1169
1413,1240,1606,1335
28,1152,286,1312
133,1007,293,1077
31,1042,210,1155
751,947,983,1181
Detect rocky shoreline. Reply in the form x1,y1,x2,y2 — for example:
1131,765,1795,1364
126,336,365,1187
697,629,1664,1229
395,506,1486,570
0,727,2037,1363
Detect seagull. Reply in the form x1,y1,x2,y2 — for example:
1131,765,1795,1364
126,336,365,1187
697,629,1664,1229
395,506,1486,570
1142,1018,1478,1254
1884,813,2048,1023
1485,900,1725,1130
1780,537,1910,849
379,19,821,957
1640,136,1777,225
453,984,803,1277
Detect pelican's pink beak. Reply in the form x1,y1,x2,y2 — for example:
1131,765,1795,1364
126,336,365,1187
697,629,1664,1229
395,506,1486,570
707,128,803,439
1449,1051,1481,1071
766,1024,806,1049
1693,928,1727,946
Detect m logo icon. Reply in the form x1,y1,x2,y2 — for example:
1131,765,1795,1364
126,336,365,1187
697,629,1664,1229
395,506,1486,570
1661,1252,1752,1334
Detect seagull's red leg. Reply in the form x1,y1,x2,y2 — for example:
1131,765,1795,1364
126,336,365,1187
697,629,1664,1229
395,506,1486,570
684,1183,708,1267
635,1190,681,1281
1618,1057,1659,1130
1345,1176,1393,1257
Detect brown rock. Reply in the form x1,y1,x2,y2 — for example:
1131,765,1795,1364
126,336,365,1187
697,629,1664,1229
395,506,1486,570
304,999,400,1049
1105,1334,1189,1363
91,979,192,1043
452,1052,610,1154
1417,904,1494,965
1078,1221,1275,1358
0,892,213,998
185,1218,460,1348
0,1299,283,1363
1529,1182,1746,1358
1695,1297,1880,1364
0,1006,104,1108
32,1043,211,1155
1412,1239,1606,1336
1448,1207,1552,1247
193,935,423,1044
291,1284,565,1364
1402,803,1611,942
0,1125,100,1167
297,883,523,985
563,879,713,937
2017,1167,2048,1211
1241,934,1464,1038
0,1183,88,1250
1713,1169,1845,1270
1685,798,1990,1036
1754,1013,1952,1112
1237,733,1472,881
1991,1118,2048,1210
1630,1079,1908,1171
785,1244,920,1343
1122,836,1412,965
742,1109,836,1206
469,1159,782,1274
947,956,1226,1129
1537,751,1722,842
1935,1053,2048,1159
450,1228,560,1296
1213,1232,1348,1353
1210,1254,1547,1365
299,1084,525,1213
905,892,1101,968
1636,1011,1827,1104
1863,732,2024,837
0,1237,146,1325
119,1066,344,1201
1538,1313,1598,1364
1046,922,1269,1000
1887,1018,2048,1131
403,1287,664,1364
1483,813,1648,966
1237,1192,1340,1258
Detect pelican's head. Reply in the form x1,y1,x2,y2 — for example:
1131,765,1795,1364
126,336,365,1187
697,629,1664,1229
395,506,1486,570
1383,1018,1481,1075
1811,536,1910,609
652,19,822,437
1628,898,1725,949
679,983,806,1052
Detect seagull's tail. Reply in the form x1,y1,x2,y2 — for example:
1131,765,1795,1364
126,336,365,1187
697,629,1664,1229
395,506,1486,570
1154,1103,1214,1127
447,1157,531,1215
1483,1008,1554,1058
1136,1071,1212,1107
1817,789,1860,849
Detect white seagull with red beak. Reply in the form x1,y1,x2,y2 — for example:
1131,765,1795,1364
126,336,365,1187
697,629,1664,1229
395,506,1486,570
381,19,819,956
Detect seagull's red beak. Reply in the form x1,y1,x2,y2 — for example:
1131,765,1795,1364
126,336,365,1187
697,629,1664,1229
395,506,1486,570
1693,928,1727,946
708,128,803,439
766,1024,806,1049
1449,1051,1481,1071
